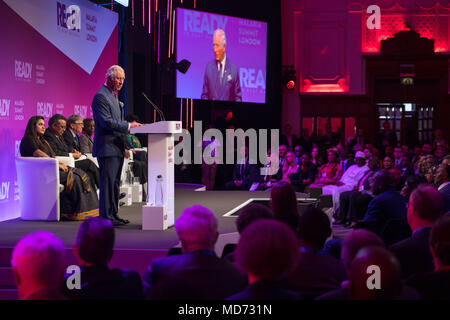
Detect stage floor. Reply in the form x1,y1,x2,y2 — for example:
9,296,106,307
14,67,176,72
0,190,351,250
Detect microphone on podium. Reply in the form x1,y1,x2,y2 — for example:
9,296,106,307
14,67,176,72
141,92,165,121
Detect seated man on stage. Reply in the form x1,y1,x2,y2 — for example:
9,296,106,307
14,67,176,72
225,146,260,191
44,114,100,191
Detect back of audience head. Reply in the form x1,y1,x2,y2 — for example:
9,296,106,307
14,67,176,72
11,231,66,299
175,205,218,253
349,246,402,300
235,219,298,282
236,203,273,234
270,181,299,231
430,213,450,270
370,170,395,195
368,156,380,171
74,217,115,266
407,185,444,231
341,229,385,273
297,206,331,250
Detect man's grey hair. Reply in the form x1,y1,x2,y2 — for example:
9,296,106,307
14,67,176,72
105,65,125,81
175,205,218,246
67,114,83,127
11,231,66,288
213,29,226,46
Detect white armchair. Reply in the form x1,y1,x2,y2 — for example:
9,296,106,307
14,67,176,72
15,157,70,221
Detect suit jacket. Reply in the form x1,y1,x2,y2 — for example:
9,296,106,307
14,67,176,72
226,280,301,300
363,189,407,234
61,265,143,300
62,129,79,152
91,85,129,158
389,227,434,279
79,132,94,154
282,250,347,299
43,129,72,156
142,250,247,300
201,58,242,102
406,270,450,300
232,159,260,190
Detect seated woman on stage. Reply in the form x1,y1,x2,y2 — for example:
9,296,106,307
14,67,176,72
19,116,99,221
310,149,343,188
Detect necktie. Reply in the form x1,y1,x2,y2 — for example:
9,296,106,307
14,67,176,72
218,61,223,80
75,135,80,150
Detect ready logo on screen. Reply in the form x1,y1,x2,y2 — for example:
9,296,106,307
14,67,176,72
57,2,81,31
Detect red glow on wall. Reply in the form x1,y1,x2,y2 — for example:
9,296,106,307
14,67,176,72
362,13,450,53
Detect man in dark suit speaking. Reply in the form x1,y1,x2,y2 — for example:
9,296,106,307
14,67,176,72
91,65,142,226
201,29,242,102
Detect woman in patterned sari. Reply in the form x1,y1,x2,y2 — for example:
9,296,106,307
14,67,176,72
20,116,99,220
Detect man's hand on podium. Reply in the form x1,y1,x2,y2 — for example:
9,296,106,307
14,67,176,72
130,121,143,129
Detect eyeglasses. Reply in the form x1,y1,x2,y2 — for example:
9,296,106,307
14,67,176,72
74,122,84,126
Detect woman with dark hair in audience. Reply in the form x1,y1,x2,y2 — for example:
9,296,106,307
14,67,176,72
20,116,99,220
400,175,427,202
270,181,299,231
311,149,343,188
417,154,439,184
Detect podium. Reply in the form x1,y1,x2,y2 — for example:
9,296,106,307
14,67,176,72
131,121,182,230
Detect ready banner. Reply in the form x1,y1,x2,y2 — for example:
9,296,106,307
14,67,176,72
0,0,118,221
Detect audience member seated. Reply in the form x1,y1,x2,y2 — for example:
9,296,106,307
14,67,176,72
400,175,427,202
79,118,94,154
336,156,379,226
296,153,317,192
435,163,450,212
317,229,384,300
417,154,438,184
270,181,299,231
358,170,407,235
294,145,302,164
11,232,66,300
258,149,282,190
393,147,403,169
225,146,259,190
399,155,415,185
227,220,301,300
282,207,347,299
44,114,100,191
223,203,274,262
142,205,247,299
310,149,343,188
278,145,287,168
382,155,401,188
321,151,368,213
348,247,419,300
281,151,301,189
406,213,450,299
390,185,445,279
20,116,99,220
61,217,143,299
433,129,447,149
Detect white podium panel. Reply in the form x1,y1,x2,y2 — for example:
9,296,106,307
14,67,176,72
131,121,182,230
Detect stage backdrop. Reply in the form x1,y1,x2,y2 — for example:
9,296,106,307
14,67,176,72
0,0,118,222
176,8,267,103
